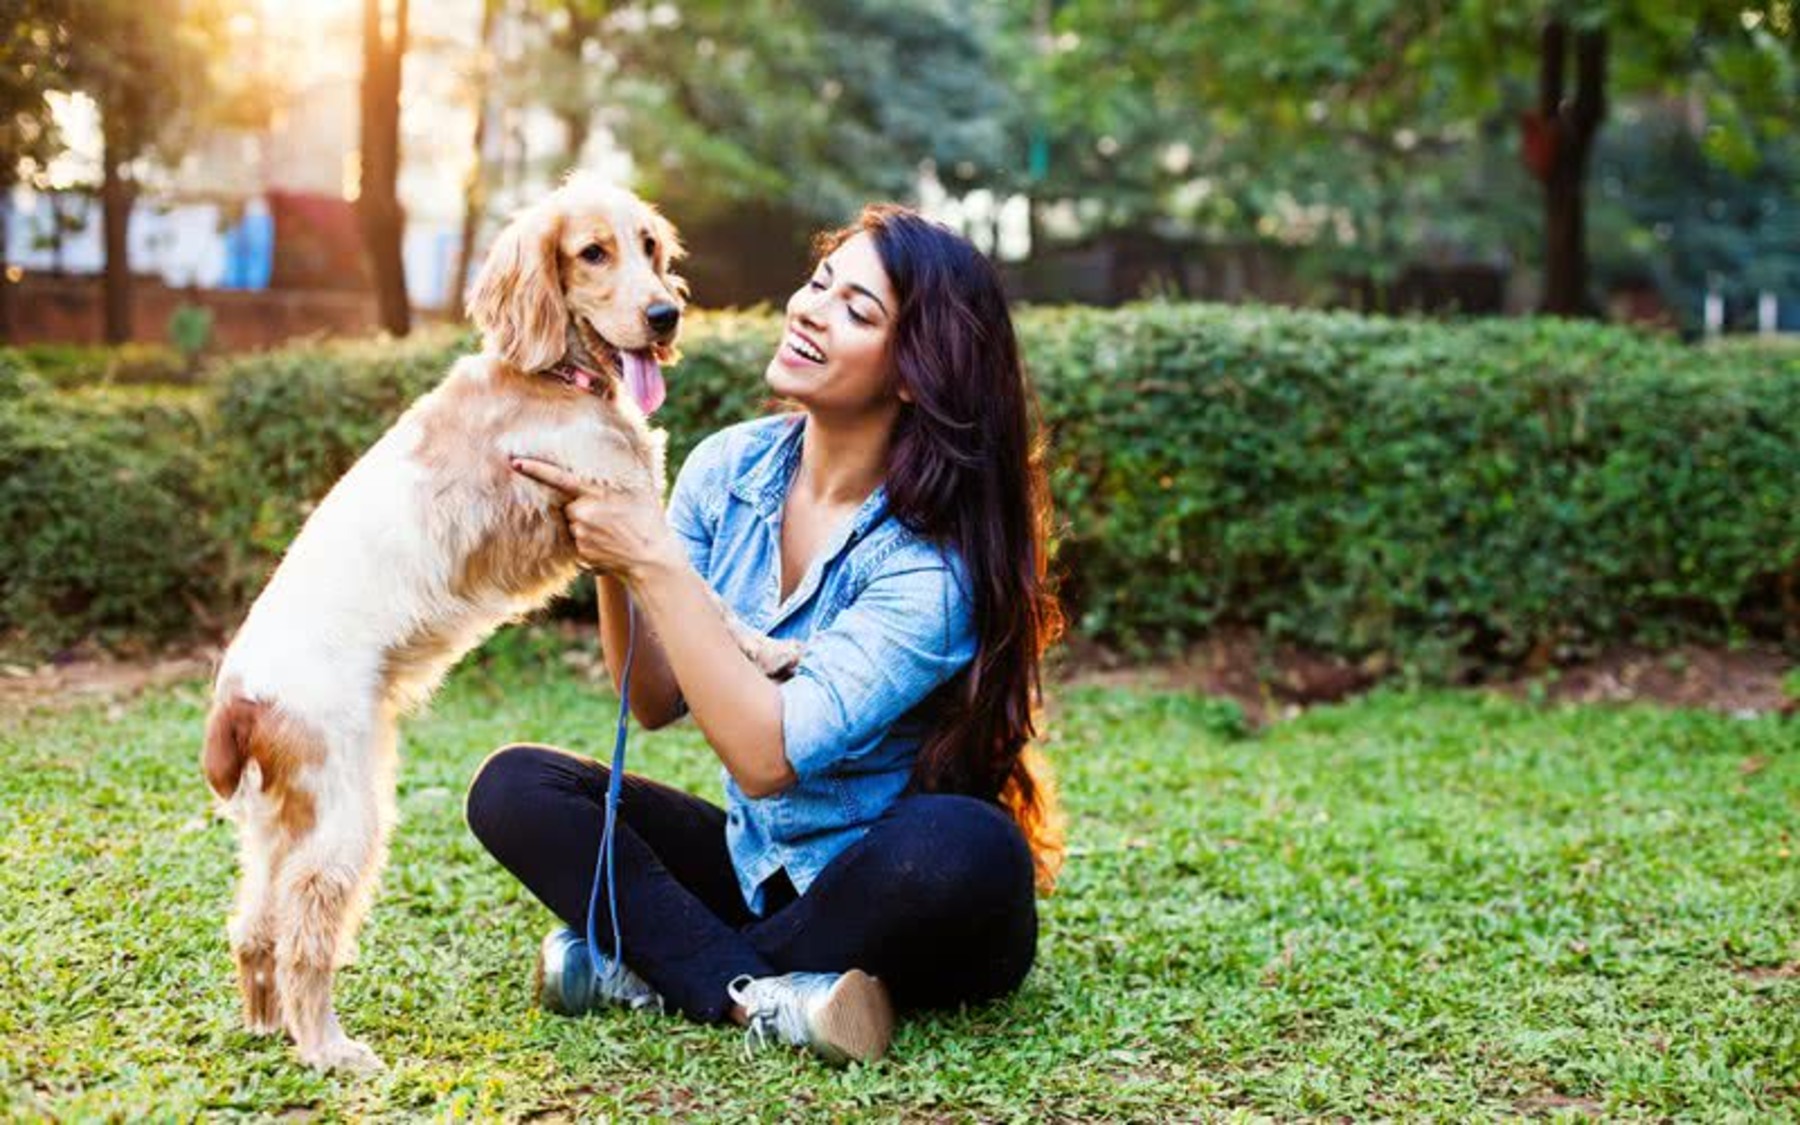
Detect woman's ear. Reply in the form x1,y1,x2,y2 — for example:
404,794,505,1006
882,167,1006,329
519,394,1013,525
467,206,567,372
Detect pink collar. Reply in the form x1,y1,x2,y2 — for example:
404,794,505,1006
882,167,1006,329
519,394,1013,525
544,361,610,396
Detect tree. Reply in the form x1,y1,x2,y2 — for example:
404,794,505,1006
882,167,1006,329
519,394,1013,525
1040,0,1798,315
1593,110,1800,332
54,0,220,343
531,0,607,163
453,0,503,319
360,0,410,336
505,0,1017,224
0,0,70,340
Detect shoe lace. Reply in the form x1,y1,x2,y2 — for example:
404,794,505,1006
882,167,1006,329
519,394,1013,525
600,962,663,1012
728,974,809,1060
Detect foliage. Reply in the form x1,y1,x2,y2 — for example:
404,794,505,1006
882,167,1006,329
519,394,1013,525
1033,1,1798,297
2,660,1796,1116
6,307,1797,670
1593,113,1800,333
198,308,1800,676
30,0,250,174
504,0,1019,224
1028,304,1800,669
0,384,215,653
0,0,67,193
167,303,215,366
0,351,48,400
1,343,193,388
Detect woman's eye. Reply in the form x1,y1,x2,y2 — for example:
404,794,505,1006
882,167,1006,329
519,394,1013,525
580,244,607,264
847,307,871,326
806,277,826,291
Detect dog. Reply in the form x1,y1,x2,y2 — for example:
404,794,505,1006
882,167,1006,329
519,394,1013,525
201,175,798,1071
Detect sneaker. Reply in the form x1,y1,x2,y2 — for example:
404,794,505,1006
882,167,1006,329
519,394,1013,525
727,969,894,1065
534,927,663,1016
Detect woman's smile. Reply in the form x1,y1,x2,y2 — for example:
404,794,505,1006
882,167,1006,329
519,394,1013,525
780,329,827,367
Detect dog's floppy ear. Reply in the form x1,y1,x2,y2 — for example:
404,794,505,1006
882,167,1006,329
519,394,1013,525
467,206,566,373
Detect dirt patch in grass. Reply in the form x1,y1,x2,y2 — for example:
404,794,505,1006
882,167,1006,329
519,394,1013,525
1734,961,1800,982
0,647,217,713
1515,1091,1606,1117
1055,630,1795,725
4,625,1792,725
1505,644,1796,717
1054,628,1381,725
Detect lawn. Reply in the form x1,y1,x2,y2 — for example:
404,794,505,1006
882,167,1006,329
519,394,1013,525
2,630,1796,1119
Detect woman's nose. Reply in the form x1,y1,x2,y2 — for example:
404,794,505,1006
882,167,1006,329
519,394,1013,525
794,290,829,326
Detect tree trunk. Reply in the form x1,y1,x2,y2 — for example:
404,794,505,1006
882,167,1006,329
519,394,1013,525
453,0,501,318
0,192,11,342
1530,20,1606,317
551,1,601,166
559,109,592,165
100,103,135,344
359,0,411,336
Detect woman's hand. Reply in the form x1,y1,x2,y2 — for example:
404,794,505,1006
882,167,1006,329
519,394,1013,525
510,458,682,582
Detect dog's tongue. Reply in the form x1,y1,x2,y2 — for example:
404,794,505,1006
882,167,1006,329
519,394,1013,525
621,350,665,415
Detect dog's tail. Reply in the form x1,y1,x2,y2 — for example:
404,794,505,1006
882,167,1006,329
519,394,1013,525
201,694,262,800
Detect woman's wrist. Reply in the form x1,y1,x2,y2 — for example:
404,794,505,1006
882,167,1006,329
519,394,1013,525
621,527,687,589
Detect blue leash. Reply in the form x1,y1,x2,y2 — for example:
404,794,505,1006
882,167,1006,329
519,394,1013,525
584,598,635,983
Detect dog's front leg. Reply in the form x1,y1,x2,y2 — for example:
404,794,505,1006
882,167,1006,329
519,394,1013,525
711,592,802,679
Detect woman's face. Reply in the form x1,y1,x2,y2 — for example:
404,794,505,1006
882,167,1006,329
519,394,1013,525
765,231,906,416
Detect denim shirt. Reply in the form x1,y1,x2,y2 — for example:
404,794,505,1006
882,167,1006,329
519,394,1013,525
666,413,977,915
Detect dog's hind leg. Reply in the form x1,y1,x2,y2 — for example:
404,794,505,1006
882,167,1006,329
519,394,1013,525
273,754,390,1073
228,820,283,1035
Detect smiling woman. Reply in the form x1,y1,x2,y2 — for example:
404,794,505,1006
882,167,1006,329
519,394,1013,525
471,204,1063,1067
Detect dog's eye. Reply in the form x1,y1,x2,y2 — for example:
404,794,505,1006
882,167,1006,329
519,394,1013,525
579,244,607,264
642,236,657,259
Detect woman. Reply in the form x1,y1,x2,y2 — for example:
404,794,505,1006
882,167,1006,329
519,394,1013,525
466,204,1063,1065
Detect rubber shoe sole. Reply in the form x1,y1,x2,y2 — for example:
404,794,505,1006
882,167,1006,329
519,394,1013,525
807,969,894,1065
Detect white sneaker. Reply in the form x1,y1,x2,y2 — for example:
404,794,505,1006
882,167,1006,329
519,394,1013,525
728,969,895,1065
535,927,663,1016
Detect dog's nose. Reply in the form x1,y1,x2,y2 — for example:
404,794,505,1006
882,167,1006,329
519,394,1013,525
646,302,681,338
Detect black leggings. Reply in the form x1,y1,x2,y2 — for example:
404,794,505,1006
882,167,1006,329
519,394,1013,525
465,743,1038,1023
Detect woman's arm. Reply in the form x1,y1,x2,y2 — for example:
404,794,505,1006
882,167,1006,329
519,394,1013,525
594,572,684,730
512,456,794,796
625,542,795,798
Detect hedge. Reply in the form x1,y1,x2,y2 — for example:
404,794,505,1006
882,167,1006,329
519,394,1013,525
0,383,215,652
1029,307,1800,672
2,308,1796,673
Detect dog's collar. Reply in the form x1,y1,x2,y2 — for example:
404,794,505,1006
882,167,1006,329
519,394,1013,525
542,361,611,397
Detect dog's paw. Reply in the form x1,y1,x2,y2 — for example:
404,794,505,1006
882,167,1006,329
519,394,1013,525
298,1034,385,1073
751,638,804,680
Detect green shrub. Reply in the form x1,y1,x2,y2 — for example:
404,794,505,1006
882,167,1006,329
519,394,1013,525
0,386,216,653
167,303,214,368
1027,306,1800,671
10,305,1797,671
0,351,47,400
2,342,194,388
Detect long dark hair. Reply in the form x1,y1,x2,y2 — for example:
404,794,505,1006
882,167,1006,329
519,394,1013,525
816,204,1066,891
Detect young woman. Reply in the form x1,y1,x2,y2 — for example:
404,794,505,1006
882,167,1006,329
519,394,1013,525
466,204,1062,1065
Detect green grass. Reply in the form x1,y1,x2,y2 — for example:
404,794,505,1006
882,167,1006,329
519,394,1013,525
3,630,1796,1119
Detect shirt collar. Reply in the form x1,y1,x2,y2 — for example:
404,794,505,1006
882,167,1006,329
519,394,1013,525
729,414,890,540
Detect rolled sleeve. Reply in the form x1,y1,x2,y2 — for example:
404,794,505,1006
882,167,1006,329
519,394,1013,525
780,557,977,782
